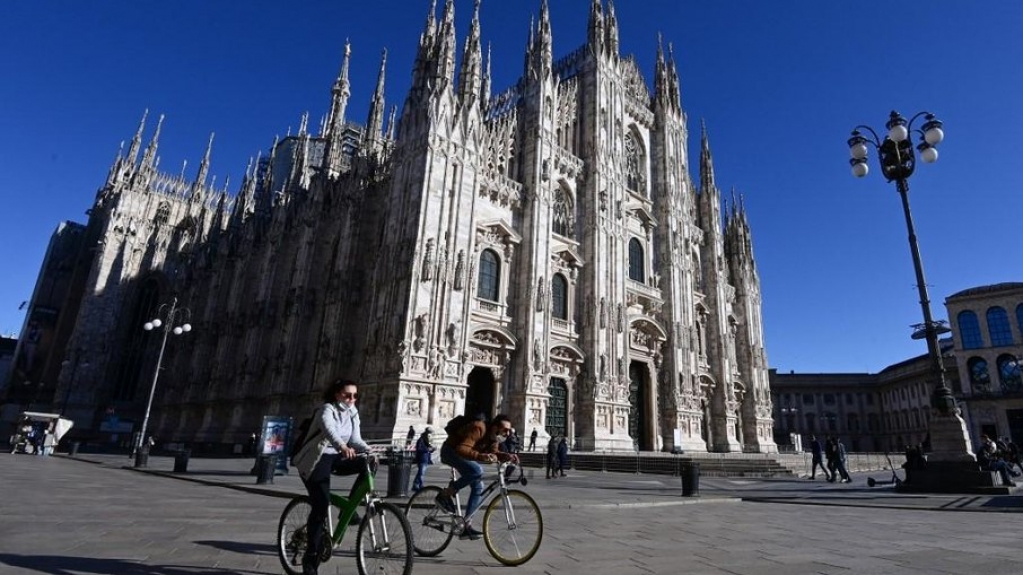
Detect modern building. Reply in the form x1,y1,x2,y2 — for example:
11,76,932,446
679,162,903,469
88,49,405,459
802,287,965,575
31,0,775,453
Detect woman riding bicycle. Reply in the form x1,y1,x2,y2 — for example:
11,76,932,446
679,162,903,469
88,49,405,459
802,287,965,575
434,413,518,540
292,379,372,575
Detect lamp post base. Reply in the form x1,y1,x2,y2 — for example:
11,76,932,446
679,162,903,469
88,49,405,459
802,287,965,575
895,410,1010,494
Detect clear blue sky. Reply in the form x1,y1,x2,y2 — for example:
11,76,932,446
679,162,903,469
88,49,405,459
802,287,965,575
1,1,1020,374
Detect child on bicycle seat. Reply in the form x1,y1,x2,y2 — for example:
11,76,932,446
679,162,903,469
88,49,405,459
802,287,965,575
436,413,519,540
292,379,372,575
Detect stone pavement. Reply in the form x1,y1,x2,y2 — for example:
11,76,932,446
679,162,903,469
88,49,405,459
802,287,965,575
2,452,1023,575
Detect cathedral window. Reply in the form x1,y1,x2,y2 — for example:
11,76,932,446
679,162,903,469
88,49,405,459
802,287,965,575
551,274,568,320
987,306,1014,346
957,310,983,349
624,130,645,195
478,249,500,302
154,201,171,226
998,354,1022,392
551,188,574,237
628,238,645,283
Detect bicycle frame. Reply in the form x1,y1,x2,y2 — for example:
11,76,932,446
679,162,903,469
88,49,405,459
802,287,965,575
450,461,518,524
325,456,376,544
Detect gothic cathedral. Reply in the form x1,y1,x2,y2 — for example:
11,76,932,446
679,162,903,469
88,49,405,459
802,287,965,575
55,0,776,453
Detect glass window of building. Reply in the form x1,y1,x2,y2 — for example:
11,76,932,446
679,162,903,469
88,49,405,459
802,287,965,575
957,310,984,349
968,356,991,392
628,238,645,283
987,306,1014,347
997,354,1023,393
551,274,568,320
477,249,500,302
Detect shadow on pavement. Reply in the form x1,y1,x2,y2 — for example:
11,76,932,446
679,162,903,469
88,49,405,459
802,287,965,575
981,496,1023,508
0,554,268,575
193,540,276,556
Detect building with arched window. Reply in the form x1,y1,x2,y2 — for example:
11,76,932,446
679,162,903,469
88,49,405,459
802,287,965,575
17,1,775,454
947,283,1023,446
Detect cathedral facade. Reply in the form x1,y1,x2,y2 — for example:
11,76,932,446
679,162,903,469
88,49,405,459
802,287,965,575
53,0,776,453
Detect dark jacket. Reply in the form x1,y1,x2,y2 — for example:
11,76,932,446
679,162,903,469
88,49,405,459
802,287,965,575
414,434,434,465
557,438,569,465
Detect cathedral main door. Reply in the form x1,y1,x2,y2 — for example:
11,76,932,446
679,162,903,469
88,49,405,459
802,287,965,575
545,378,567,438
465,366,496,419
628,361,652,451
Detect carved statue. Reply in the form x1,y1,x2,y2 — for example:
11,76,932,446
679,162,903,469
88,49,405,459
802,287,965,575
421,238,434,281
536,276,546,311
616,302,625,333
533,338,543,372
599,297,607,329
454,250,465,290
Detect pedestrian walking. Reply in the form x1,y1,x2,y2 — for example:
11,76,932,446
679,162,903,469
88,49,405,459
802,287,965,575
405,425,416,449
528,428,538,452
808,434,831,481
545,435,559,479
556,436,569,477
412,427,435,492
824,436,839,482
834,437,852,483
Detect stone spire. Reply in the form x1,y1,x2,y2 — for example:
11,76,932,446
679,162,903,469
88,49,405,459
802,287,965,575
365,48,388,153
436,0,457,87
325,40,352,138
139,113,164,172
324,42,353,177
458,0,483,108
481,42,492,107
587,0,604,52
126,109,148,167
526,0,552,78
605,0,619,54
193,132,215,196
654,35,681,113
700,121,716,194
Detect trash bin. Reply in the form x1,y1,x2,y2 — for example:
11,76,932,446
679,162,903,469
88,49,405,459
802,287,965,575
386,447,412,498
680,461,700,497
173,449,191,473
134,449,149,468
70,442,80,457
256,454,278,485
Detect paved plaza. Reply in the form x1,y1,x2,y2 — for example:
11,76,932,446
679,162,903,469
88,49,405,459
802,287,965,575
2,452,1023,575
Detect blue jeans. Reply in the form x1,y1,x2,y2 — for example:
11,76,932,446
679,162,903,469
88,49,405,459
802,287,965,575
412,462,429,492
440,444,484,519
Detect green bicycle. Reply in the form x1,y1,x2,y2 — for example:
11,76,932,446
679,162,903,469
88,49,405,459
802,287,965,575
277,455,413,575
404,461,543,566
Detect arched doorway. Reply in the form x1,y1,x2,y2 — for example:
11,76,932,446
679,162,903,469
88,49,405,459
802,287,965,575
546,378,567,438
465,367,496,419
628,361,652,451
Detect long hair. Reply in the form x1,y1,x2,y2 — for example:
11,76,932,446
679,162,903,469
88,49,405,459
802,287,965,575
323,378,357,403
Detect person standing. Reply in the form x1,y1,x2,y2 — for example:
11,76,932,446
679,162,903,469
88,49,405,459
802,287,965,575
545,434,559,479
808,434,831,481
405,425,416,449
292,379,372,575
412,427,435,493
556,436,569,477
528,428,538,452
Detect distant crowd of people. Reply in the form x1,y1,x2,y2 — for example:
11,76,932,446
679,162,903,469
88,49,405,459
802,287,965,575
977,434,1022,487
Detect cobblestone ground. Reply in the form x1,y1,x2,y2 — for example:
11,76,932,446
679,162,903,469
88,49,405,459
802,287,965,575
2,454,1022,575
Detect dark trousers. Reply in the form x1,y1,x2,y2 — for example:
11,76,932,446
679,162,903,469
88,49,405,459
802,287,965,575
301,454,368,569
811,457,830,479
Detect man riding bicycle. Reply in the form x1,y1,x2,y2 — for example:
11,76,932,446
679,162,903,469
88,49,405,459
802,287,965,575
435,413,518,540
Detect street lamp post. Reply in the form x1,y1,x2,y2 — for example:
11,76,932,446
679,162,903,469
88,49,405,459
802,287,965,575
847,111,975,468
134,297,192,468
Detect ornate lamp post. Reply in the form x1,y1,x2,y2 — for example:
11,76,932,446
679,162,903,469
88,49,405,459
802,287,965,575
134,297,191,467
847,111,974,468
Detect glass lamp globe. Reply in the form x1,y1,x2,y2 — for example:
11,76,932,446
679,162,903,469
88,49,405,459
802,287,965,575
850,143,869,160
151,319,162,328
851,162,869,178
182,324,192,332
924,127,944,145
888,124,909,143
920,147,938,163
143,322,154,331
173,327,183,335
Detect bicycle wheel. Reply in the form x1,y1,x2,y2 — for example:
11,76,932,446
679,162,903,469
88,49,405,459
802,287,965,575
277,496,311,575
356,501,413,575
482,489,543,566
403,485,456,557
